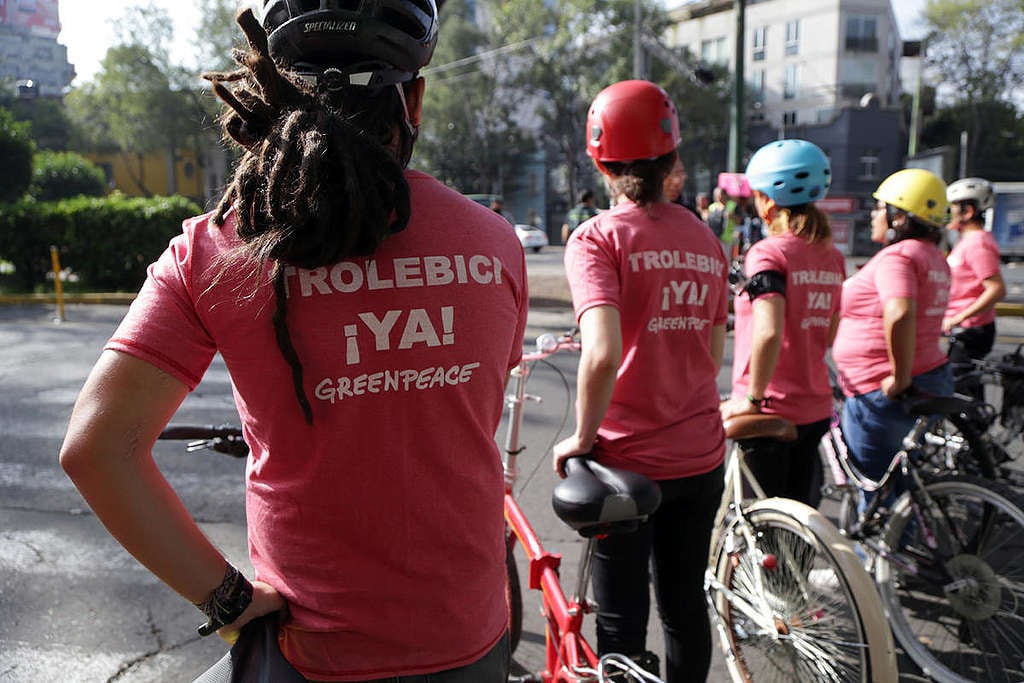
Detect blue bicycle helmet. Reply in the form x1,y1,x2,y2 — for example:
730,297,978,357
744,139,831,207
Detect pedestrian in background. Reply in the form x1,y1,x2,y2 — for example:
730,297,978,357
832,169,951,504
555,79,729,683
943,177,1006,372
662,156,702,220
696,192,711,221
561,188,600,244
59,2,526,681
707,186,741,255
721,139,844,507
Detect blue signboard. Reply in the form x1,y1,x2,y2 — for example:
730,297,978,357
991,191,1024,256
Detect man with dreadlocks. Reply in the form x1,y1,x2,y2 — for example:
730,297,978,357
59,2,526,681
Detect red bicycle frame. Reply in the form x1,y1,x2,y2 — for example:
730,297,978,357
505,493,599,682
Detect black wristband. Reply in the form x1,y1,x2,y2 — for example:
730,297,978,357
194,563,253,637
747,393,769,409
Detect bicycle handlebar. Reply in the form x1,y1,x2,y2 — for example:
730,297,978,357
158,424,249,458
521,330,580,364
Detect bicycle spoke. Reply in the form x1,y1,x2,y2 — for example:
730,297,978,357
716,514,871,682
879,477,1024,682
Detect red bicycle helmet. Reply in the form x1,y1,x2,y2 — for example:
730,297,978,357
586,80,681,163
262,0,438,83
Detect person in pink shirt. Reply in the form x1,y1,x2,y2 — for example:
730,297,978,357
554,80,729,682
943,178,1006,379
59,3,526,682
832,169,951,497
721,139,845,507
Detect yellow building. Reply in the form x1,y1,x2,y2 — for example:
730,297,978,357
85,147,222,207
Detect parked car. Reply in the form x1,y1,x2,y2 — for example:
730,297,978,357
515,223,548,253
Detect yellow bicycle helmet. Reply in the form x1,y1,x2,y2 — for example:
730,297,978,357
873,168,948,227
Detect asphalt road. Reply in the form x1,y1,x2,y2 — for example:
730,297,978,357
2,249,1023,682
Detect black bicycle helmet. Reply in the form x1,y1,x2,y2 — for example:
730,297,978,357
262,0,439,85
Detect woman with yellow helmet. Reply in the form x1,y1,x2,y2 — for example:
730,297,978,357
832,168,952,501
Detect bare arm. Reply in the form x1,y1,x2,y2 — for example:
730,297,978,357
943,273,1006,332
721,297,783,419
552,305,621,475
59,350,283,635
747,297,785,399
882,297,915,398
710,322,726,371
827,311,840,347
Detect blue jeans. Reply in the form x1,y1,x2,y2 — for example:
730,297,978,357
841,363,952,508
591,464,724,683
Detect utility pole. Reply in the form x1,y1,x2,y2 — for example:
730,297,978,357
907,39,926,158
634,0,644,79
727,0,746,172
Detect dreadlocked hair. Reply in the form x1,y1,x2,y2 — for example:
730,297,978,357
602,152,676,206
202,8,415,425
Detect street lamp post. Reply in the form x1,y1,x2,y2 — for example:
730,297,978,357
727,0,746,172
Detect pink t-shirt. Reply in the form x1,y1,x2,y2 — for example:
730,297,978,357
833,238,950,396
564,201,729,480
105,171,528,681
731,234,845,424
946,229,1002,328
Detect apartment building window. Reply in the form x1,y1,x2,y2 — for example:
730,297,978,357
839,59,878,99
752,26,767,61
700,36,727,65
782,111,797,127
785,19,800,56
783,63,799,99
846,15,878,52
751,69,766,100
859,148,881,180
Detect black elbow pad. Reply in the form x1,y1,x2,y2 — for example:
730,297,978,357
744,270,786,301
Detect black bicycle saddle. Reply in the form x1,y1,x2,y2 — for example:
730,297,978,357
901,388,975,417
552,458,662,538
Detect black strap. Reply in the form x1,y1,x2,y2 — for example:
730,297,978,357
744,270,786,301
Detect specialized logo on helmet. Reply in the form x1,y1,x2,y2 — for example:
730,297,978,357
303,20,358,33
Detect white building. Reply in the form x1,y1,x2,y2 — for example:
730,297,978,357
665,0,904,132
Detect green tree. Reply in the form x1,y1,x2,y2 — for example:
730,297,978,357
191,0,247,74
0,95,74,150
63,4,216,197
485,0,727,204
921,100,1024,181
29,150,108,201
417,0,534,195
0,107,35,203
921,0,1024,176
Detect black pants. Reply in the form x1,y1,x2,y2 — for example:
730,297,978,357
950,323,996,398
591,463,724,683
195,616,509,683
736,418,830,508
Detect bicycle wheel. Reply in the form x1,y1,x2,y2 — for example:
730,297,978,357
875,475,1024,683
506,539,523,653
917,411,996,480
711,498,897,683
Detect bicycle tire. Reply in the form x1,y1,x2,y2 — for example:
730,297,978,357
711,498,898,683
917,411,996,480
506,539,523,654
875,475,1024,683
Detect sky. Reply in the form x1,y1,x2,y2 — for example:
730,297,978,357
57,0,929,85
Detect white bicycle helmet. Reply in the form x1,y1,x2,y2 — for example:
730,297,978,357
947,177,995,212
